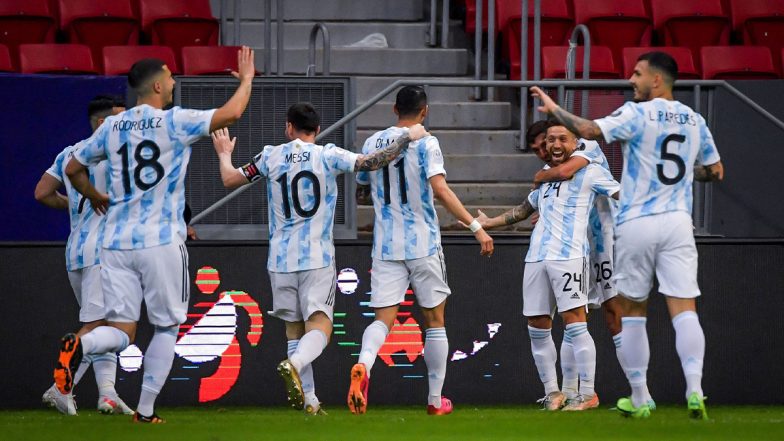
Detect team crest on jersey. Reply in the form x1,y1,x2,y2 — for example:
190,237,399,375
337,268,359,294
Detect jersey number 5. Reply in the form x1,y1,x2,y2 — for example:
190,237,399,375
118,140,164,194
657,134,686,185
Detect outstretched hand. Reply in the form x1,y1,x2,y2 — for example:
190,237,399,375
530,86,560,115
90,192,110,215
232,46,255,82
211,127,237,155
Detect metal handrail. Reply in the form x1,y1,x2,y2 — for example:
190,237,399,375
276,0,284,76
565,24,591,117
487,0,496,101
473,0,483,100
191,78,784,225
429,0,451,47
306,23,331,76
264,0,272,75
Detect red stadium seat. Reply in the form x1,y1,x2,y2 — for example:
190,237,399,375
58,0,139,67
622,47,700,80
138,0,219,54
497,0,573,80
730,0,784,69
18,43,97,74
651,0,731,67
701,46,779,79
0,44,13,72
103,45,179,76
572,0,652,68
182,46,250,75
541,46,619,79
0,0,57,69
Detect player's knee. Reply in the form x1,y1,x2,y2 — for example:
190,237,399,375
527,315,552,329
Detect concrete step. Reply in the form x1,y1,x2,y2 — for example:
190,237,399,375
357,205,534,232
257,48,468,76
354,76,477,102
224,21,469,50
354,129,522,153
449,183,533,205
214,0,424,21
443,154,542,182
356,101,510,129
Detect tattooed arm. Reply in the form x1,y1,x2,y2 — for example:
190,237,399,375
356,184,372,205
354,124,429,171
530,86,604,140
693,161,724,182
474,199,537,230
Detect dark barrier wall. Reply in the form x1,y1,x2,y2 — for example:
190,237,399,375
1,239,782,409
0,74,127,241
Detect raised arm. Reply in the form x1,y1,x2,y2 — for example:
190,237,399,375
34,173,68,210
211,128,251,189
694,161,724,182
354,124,429,171
430,174,494,257
533,155,590,184
64,158,109,214
209,46,256,132
530,86,604,140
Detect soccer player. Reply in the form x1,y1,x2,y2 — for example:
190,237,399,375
348,85,494,416
531,51,724,419
210,103,429,415
35,95,131,416
528,122,655,410
53,46,257,423
476,123,620,412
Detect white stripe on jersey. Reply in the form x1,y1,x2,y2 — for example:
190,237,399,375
572,139,616,253
74,104,216,250
46,142,108,271
526,163,620,262
357,126,445,261
250,139,358,273
595,98,721,225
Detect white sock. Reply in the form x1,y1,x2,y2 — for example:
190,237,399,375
528,326,559,395
620,317,649,408
424,327,448,408
672,311,705,399
358,320,389,375
92,353,118,398
614,331,653,404
560,335,578,399
289,330,328,373
565,322,596,397
73,354,92,386
80,326,129,355
288,340,316,401
137,326,178,416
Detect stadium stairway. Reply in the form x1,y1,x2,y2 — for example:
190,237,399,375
216,0,539,232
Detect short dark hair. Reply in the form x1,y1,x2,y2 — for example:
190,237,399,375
287,102,320,134
525,120,554,146
395,86,428,118
87,94,123,120
637,51,678,84
128,58,166,93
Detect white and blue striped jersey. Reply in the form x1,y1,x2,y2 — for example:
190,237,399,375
241,139,359,273
74,104,216,249
572,139,617,254
46,142,108,271
356,126,445,261
526,163,620,262
595,98,721,225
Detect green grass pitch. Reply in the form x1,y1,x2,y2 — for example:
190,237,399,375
3,406,783,441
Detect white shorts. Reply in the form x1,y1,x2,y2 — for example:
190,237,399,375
100,239,190,327
613,211,700,301
587,251,618,309
370,248,451,309
269,262,337,322
67,265,106,323
523,257,588,316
